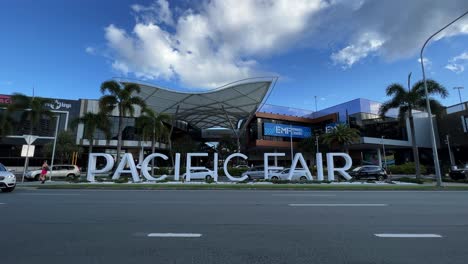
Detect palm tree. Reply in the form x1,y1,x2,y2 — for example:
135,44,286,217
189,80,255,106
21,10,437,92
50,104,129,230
99,81,146,164
7,93,54,135
379,76,448,179
321,124,360,153
135,108,170,166
71,112,111,156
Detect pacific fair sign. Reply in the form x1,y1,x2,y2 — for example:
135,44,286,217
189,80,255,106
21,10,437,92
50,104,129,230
86,152,353,182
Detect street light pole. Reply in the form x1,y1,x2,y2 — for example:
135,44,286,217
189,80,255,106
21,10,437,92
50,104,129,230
49,114,60,182
419,10,468,187
289,124,294,161
453,86,464,104
381,136,387,168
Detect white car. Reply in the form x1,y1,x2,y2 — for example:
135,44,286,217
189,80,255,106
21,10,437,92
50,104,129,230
182,168,215,181
25,165,81,180
0,163,16,192
269,168,310,181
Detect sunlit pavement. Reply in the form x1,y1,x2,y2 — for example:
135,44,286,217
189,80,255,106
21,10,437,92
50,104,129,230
1,189,468,264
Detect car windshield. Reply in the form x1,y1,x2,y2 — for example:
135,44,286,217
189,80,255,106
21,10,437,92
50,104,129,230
0,164,6,171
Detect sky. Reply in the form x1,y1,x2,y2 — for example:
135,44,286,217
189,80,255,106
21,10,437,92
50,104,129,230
1,0,467,111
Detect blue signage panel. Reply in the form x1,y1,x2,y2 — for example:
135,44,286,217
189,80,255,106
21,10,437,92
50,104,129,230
263,123,312,138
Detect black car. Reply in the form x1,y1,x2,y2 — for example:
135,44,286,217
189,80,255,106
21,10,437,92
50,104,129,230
449,168,468,180
349,165,388,181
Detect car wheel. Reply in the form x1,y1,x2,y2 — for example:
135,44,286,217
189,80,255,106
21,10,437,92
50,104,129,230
67,173,76,178
299,176,307,181
1,186,15,192
205,175,212,181
271,176,279,180
377,175,385,181
34,175,40,181
245,175,252,181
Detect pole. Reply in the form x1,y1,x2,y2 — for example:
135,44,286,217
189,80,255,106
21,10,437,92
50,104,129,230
315,135,319,153
290,124,293,161
419,10,468,187
21,143,30,183
314,96,318,112
453,86,464,104
446,135,455,167
381,136,387,168
49,115,60,182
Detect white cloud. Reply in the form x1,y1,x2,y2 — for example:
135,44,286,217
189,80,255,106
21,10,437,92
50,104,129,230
445,63,464,73
85,46,95,54
331,32,384,68
104,0,328,88
445,51,468,73
102,0,468,86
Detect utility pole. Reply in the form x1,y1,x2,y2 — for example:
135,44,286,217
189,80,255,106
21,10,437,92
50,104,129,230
445,135,455,167
453,86,464,104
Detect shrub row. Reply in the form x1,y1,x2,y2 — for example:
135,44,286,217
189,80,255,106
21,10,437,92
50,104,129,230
386,162,427,175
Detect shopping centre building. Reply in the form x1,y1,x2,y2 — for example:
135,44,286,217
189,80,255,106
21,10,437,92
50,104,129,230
1,78,467,170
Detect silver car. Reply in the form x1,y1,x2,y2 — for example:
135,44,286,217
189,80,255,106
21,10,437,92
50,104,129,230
269,168,310,181
241,167,280,180
25,165,81,180
0,163,16,192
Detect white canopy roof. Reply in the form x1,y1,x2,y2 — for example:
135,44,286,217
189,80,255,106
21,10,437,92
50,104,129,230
117,78,276,130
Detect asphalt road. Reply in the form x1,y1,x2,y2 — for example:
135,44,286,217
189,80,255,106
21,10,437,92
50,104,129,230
1,189,468,264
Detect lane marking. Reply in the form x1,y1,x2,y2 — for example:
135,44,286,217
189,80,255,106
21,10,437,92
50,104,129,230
375,234,442,238
289,203,388,207
0,203,5,205
18,193,81,196
273,194,336,197
147,233,202,238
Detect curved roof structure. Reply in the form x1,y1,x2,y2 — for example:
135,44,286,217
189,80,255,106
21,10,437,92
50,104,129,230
116,77,276,131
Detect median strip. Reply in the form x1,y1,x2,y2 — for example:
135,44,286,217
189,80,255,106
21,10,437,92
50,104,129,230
375,234,442,238
147,233,202,238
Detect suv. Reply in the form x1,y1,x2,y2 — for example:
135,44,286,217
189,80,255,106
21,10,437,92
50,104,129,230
25,165,81,181
449,167,468,180
269,168,309,181
349,165,388,181
0,163,16,192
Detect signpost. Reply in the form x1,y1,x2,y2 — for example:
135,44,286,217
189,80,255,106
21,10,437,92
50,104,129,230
21,135,38,183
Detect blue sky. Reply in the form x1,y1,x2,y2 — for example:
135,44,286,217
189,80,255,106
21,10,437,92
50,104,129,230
1,0,467,111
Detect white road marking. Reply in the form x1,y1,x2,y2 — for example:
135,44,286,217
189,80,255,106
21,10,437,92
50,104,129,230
0,203,5,205
289,203,388,207
273,194,336,197
147,233,202,238
18,193,81,196
375,234,442,238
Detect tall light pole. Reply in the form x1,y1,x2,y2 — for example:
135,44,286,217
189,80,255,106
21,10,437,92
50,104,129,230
453,86,464,104
381,136,387,168
420,10,468,187
49,114,60,182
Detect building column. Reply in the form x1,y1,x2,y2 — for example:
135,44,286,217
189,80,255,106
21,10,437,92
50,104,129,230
377,148,382,167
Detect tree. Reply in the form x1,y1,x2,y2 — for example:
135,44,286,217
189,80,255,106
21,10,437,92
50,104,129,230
71,112,111,156
99,81,146,164
321,124,360,153
297,136,319,166
135,107,170,166
0,109,14,141
7,93,53,135
379,77,448,178
43,131,81,164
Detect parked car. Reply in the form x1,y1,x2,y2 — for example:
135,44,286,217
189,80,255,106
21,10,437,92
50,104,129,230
182,168,215,181
269,168,309,181
449,167,468,180
0,163,16,192
349,165,388,181
233,164,250,169
25,165,81,180
241,166,280,180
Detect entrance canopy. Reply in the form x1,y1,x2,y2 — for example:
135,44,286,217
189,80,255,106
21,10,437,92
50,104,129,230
118,78,276,131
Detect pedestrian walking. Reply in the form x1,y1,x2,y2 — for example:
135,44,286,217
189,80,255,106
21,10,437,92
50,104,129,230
40,161,49,184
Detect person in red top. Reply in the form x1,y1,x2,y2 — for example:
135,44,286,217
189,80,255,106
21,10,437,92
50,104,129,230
40,161,48,184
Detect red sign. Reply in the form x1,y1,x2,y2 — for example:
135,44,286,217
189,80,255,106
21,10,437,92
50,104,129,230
0,95,12,104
